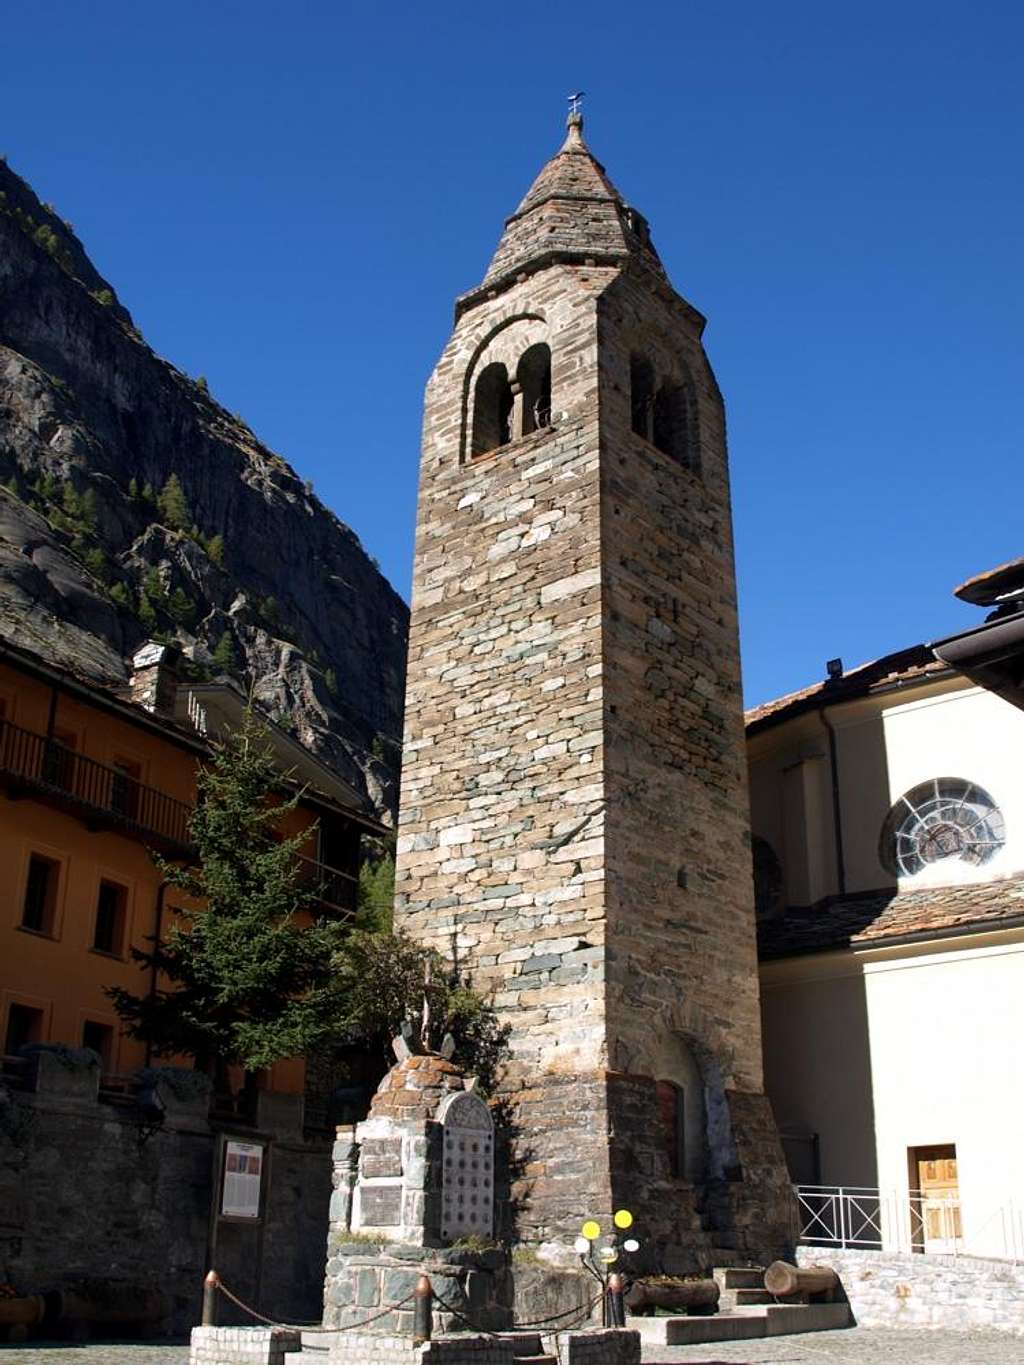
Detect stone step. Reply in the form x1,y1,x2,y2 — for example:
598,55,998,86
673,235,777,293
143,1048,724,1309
731,1283,775,1304
713,1265,765,1289
631,1301,851,1347
494,1332,544,1356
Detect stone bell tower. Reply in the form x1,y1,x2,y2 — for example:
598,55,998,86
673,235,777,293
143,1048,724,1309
395,109,792,1266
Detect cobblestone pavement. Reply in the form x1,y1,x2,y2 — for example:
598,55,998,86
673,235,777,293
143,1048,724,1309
2,1327,1022,1363
645,1325,1024,1364
0,1343,188,1363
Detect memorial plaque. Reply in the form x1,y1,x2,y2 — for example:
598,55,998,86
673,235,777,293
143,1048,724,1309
359,1185,402,1226
440,1091,494,1242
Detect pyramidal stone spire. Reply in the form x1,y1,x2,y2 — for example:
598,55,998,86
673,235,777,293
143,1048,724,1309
475,109,665,298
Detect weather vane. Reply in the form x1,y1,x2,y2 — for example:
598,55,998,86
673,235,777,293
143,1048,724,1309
567,91,586,117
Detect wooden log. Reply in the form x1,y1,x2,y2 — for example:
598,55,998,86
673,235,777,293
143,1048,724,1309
625,1277,720,1316
52,1284,167,1326
764,1261,838,1298
0,1295,45,1328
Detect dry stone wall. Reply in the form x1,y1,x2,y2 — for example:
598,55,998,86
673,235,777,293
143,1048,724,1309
797,1246,1024,1335
0,1049,329,1334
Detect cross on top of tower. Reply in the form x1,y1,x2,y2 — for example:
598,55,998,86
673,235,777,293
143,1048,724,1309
567,90,585,117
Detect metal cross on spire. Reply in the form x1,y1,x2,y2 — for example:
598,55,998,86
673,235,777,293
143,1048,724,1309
567,91,586,117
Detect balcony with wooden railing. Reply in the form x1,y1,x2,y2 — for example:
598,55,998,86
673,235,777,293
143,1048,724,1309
0,718,359,916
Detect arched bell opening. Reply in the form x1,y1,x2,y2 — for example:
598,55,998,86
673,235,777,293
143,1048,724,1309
630,353,655,442
471,361,514,457
517,342,552,437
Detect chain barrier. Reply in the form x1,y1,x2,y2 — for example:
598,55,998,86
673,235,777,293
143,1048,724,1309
209,1271,603,1341
432,1288,604,1338
212,1274,417,1334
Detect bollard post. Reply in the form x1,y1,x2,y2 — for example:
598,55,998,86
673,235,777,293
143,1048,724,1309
202,1270,220,1327
413,1273,433,1345
607,1272,626,1328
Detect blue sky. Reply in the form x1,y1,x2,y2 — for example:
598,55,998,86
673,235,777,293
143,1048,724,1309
3,1,1021,706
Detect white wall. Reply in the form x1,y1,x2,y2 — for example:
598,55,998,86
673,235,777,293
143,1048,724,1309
762,930,1024,1257
749,678,1024,903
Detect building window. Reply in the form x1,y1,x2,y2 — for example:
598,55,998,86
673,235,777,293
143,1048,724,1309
111,757,142,821
752,835,784,919
653,381,699,470
881,778,1005,879
43,729,78,793
630,354,655,442
657,1079,686,1178
471,362,514,457
93,880,128,956
21,854,60,935
81,1020,115,1070
4,1003,45,1056
517,343,552,436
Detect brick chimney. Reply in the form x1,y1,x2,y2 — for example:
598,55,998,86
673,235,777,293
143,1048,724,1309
130,641,180,717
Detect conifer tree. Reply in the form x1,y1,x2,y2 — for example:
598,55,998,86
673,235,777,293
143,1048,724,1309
157,473,190,530
106,709,351,1071
211,631,237,673
106,713,509,1085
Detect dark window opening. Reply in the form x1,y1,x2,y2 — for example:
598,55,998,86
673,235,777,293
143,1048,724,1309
752,835,785,921
625,207,651,245
111,757,142,821
5,1003,45,1056
630,354,655,442
471,362,514,457
22,854,59,935
657,1079,686,1178
43,730,77,792
518,343,552,436
82,1020,115,1070
94,880,127,956
653,383,689,464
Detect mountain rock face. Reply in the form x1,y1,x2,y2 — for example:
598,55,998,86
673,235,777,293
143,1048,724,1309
0,160,408,817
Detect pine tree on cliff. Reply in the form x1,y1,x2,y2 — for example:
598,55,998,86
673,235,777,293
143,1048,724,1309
157,472,190,531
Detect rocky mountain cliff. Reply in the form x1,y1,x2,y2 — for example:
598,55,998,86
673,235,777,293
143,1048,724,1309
0,159,408,817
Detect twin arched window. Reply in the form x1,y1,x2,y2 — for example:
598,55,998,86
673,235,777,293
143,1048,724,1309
471,343,552,458
630,352,699,472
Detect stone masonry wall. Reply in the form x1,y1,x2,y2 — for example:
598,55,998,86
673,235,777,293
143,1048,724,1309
395,228,790,1255
0,1049,330,1334
797,1246,1024,1335
395,265,620,1242
596,267,793,1259
323,1245,512,1335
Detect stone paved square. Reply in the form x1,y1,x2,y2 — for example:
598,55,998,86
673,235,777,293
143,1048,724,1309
644,1324,1024,1364
2,1328,1024,1364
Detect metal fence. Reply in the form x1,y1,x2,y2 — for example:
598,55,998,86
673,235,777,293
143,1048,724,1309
796,1183,1024,1262
0,717,192,848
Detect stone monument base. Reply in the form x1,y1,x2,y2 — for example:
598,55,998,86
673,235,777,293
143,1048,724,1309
324,1245,513,1335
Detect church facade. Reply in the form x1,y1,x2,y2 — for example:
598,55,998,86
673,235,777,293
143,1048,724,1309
394,111,792,1265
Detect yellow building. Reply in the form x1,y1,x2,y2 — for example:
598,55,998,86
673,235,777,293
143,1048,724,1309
0,636,383,1097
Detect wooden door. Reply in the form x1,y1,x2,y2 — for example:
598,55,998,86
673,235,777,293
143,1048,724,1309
913,1144,961,1251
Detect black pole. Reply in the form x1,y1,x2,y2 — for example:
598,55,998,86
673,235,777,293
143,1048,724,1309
202,1270,219,1327
607,1272,625,1328
413,1274,433,1345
